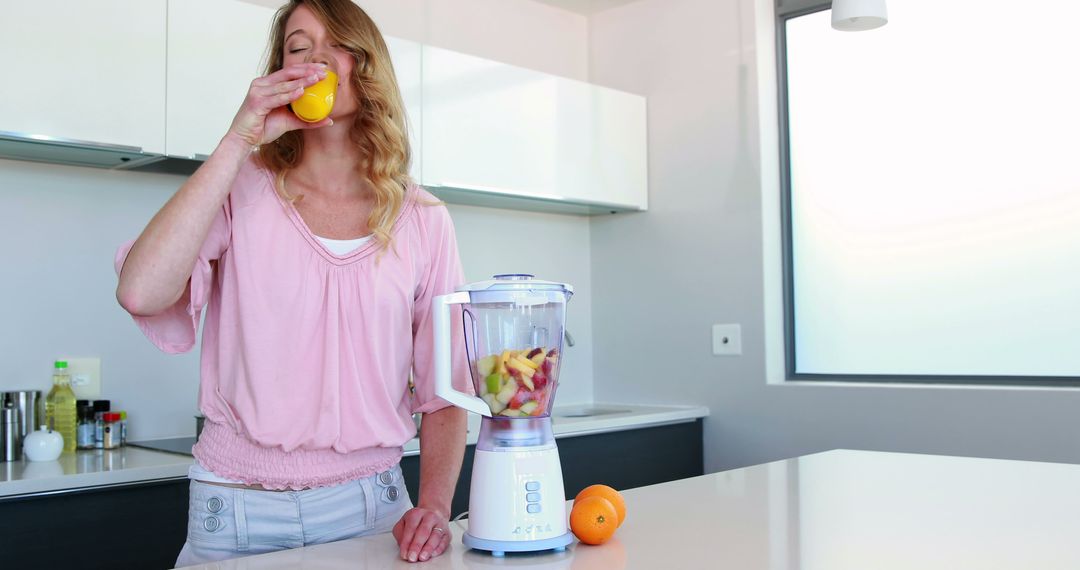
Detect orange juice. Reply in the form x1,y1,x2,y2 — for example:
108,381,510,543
291,70,338,123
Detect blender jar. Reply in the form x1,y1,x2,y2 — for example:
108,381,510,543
433,274,572,418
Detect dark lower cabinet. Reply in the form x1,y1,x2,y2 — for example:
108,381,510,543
0,419,702,569
400,418,704,517
0,478,190,570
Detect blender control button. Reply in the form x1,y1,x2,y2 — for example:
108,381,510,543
526,492,541,503
525,482,540,491
526,504,542,514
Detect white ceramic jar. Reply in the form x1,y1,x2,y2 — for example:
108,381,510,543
24,426,64,461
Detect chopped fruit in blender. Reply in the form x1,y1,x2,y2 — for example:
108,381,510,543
477,355,498,377
508,366,536,390
475,346,558,416
507,357,536,377
508,389,533,409
496,381,519,405
541,357,555,376
513,354,540,370
499,349,513,368
509,369,535,392
482,393,507,414
484,373,501,395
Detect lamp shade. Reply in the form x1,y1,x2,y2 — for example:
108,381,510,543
831,0,888,31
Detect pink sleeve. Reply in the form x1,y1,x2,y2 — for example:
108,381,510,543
411,203,474,414
114,200,232,354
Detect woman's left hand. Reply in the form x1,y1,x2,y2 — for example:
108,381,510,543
392,507,451,562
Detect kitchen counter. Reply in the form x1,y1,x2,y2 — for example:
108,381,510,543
0,446,193,499
0,403,707,499
405,403,708,454
177,449,1080,569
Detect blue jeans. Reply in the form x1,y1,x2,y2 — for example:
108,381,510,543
175,464,412,567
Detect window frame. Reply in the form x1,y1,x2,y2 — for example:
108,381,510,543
773,0,1080,387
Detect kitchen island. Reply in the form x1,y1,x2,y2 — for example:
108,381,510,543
0,403,706,569
178,449,1080,569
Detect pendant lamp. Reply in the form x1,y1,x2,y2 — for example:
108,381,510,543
831,0,888,31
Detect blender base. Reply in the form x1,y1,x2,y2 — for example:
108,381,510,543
463,531,574,556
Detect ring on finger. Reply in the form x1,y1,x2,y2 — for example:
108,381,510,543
432,527,445,534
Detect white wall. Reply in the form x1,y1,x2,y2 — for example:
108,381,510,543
587,0,1080,473
0,0,594,441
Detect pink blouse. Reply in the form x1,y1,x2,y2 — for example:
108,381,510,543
115,157,472,490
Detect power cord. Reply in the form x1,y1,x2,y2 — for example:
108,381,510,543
452,510,469,532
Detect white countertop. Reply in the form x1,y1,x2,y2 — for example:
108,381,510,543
178,449,1080,569
0,446,194,498
1,403,707,498
404,403,709,455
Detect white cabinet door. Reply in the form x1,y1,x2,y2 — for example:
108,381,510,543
589,85,648,209
422,45,647,211
385,36,422,183
422,45,566,199
166,0,275,158
551,77,648,210
0,0,166,153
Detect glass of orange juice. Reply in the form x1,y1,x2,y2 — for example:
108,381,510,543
291,60,339,123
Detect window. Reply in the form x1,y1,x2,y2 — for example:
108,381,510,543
777,1,1080,383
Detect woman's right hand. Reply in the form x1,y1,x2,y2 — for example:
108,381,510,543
227,63,333,146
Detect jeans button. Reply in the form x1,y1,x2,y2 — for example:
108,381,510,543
204,516,221,532
386,485,400,502
379,471,394,486
207,496,223,513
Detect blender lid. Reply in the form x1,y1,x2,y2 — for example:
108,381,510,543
458,274,574,295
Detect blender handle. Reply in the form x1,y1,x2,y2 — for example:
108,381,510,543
433,292,492,417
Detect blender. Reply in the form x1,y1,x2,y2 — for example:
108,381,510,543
434,274,575,556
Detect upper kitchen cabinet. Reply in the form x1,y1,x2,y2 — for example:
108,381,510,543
385,37,423,183
166,0,276,159
421,46,647,215
0,0,167,154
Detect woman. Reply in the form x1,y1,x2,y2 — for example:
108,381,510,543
115,0,471,565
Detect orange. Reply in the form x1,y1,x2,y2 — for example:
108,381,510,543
291,70,338,122
570,496,619,545
575,484,627,528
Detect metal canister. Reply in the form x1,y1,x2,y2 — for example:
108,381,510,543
2,406,20,462
2,390,42,440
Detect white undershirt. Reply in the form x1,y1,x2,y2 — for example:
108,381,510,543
316,234,373,255
189,459,247,485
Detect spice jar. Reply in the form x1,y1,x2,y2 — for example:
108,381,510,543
76,402,96,449
102,412,122,450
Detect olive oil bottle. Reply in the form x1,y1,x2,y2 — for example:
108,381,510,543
44,360,78,452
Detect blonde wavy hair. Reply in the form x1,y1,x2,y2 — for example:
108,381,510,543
258,0,412,250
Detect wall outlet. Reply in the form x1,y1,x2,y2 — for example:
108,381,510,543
712,324,742,356
63,357,102,399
